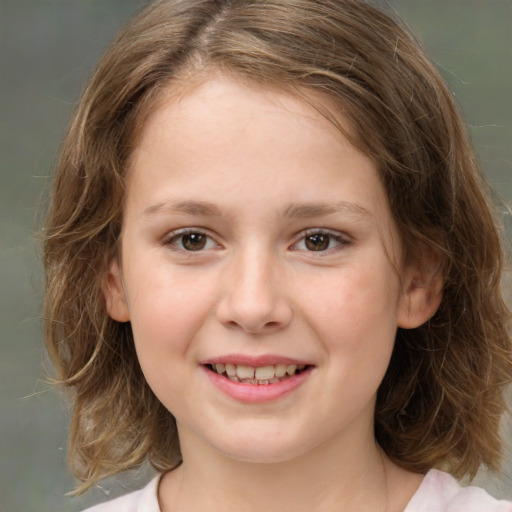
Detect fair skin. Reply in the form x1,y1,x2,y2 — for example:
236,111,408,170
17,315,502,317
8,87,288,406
105,75,442,512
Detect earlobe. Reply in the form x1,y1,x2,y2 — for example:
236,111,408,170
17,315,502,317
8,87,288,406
397,255,443,329
103,258,131,322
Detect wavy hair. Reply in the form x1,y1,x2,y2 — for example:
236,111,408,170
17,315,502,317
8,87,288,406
42,0,512,493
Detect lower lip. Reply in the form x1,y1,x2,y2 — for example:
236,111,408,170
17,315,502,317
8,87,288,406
202,366,313,403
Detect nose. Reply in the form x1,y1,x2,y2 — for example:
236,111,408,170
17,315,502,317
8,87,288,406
215,248,292,334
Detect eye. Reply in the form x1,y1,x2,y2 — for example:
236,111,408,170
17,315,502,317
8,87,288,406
292,229,348,252
165,229,218,251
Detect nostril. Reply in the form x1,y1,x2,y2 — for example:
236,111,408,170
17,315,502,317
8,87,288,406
224,320,240,330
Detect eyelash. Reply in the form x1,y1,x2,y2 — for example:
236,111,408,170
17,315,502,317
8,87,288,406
163,228,219,252
292,228,350,253
162,228,350,254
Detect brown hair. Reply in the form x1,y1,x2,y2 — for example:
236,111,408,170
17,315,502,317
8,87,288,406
43,0,512,493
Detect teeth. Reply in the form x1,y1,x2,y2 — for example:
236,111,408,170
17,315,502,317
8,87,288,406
225,364,237,377
236,365,255,379
211,363,307,383
286,364,297,376
254,365,275,380
275,364,287,377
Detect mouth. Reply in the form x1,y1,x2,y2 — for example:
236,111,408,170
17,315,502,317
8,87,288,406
204,363,310,385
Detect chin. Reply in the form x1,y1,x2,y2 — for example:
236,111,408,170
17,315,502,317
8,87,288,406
220,446,304,465
204,425,316,465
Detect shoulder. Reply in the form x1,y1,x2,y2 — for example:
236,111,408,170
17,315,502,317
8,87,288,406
80,475,161,512
405,469,512,512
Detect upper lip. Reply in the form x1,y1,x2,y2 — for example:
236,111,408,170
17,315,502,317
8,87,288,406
200,354,313,367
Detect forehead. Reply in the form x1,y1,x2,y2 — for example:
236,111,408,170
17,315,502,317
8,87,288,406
132,69,368,156
131,75,366,178
127,75,389,222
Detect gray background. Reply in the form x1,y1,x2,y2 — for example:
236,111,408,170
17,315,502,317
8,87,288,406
1,1,511,511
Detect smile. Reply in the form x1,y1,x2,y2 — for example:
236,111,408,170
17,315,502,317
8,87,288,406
202,357,314,403
206,363,308,384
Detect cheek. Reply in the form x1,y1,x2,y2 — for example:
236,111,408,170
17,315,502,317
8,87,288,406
125,266,217,380
298,261,400,364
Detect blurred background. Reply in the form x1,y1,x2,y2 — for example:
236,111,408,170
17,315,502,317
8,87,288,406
1,1,511,510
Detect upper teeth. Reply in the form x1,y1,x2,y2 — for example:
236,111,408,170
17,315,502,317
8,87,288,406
213,363,306,382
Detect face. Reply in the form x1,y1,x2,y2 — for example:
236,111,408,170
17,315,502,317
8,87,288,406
105,76,436,464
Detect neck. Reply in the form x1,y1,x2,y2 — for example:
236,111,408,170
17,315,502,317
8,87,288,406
158,423,419,512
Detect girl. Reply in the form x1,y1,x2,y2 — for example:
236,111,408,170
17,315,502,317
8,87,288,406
43,0,512,510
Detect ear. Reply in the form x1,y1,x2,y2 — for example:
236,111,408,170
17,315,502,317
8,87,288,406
397,250,443,329
103,258,131,322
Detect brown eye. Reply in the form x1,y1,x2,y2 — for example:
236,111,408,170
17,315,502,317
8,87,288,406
181,233,207,251
165,229,218,253
305,234,330,251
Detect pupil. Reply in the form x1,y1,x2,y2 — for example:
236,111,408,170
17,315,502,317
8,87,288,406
182,233,206,251
305,234,329,251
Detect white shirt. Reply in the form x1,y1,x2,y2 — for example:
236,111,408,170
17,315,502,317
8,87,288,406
82,469,512,512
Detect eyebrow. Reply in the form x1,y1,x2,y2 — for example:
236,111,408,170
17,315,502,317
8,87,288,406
281,201,372,220
143,200,223,217
142,199,372,220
